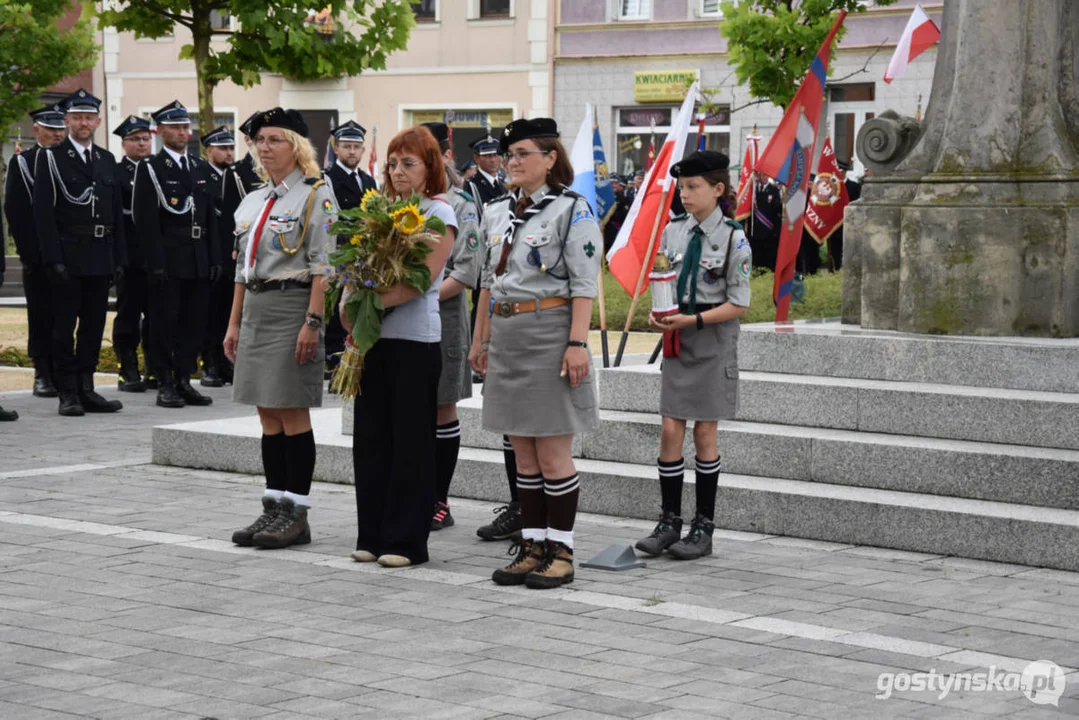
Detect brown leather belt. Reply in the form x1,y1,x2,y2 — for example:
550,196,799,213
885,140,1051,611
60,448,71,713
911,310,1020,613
493,296,570,317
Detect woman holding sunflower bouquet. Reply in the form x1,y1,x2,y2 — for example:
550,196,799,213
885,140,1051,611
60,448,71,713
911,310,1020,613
339,126,457,567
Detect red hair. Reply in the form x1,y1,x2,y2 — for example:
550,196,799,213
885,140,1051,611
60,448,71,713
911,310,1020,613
383,126,447,198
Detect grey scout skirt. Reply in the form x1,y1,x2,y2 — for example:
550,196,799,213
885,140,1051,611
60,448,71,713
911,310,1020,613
660,317,740,422
437,292,472,405
233,286,325,409
483,304,599,437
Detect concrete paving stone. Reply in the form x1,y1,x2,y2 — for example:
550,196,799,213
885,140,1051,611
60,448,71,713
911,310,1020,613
543,688,668,718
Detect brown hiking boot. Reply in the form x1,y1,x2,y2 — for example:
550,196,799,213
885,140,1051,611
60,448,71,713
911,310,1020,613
252,498,311,549
231,496,280,546
525,541,575,589
491,539,546,585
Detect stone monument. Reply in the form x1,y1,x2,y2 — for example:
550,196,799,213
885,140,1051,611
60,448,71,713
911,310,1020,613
845,0,1079,336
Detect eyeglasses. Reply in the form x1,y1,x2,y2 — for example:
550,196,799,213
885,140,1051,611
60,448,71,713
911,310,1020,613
253,136,289,147
502,150,550,163
386,159,423,171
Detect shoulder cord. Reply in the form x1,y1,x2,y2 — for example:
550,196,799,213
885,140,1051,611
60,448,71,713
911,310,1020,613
282,179,325,257
233,169,248,200
143,162,195,216
45,150,93,208
17,154,34,203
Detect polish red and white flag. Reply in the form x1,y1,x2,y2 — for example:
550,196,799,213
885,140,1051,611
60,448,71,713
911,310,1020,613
883,3,941,84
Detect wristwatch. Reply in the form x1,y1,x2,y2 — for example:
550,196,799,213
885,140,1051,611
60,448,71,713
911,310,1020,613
567,340,587,348
695,313,704,330
305,312,323,330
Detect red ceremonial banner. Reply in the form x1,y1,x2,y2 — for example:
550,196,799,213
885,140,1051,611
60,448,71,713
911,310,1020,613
804,137,850,245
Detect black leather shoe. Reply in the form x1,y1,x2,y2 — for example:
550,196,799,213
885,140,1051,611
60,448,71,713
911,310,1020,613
0,405,18,421
156,385,185,408
177,377,213,406
79,373,123,413
58,390,85,417
117,349,146,392
145,375,160,390
33,368,59,398
199,367,224,388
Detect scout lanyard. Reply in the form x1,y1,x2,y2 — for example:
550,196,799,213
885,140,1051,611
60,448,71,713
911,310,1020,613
242,190,278,282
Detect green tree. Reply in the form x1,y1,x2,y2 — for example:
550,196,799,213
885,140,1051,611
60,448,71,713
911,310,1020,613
0,0,97,135
719,0,897,109
96,1,415,142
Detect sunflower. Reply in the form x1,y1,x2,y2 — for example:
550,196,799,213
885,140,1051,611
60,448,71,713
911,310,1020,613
391,203,424,235
349,233,363,246
359,188,379,212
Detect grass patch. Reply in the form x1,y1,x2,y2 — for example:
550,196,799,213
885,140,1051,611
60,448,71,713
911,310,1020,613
643,593,665,607
593,267,843,332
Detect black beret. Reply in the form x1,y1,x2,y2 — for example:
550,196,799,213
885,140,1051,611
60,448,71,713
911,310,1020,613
670,150,730,178
239,110,261,137
419,121,449,147
499,117,559,154
248,108,309,139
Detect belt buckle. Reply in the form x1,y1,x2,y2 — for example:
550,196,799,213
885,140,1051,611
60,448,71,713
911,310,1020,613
245,279,260,293
93,225,105,238
499,302,513,317
191,226,202,239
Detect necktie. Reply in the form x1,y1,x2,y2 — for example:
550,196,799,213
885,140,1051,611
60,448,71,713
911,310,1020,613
83,149,91,165
676,226,704,315
180,156,188,172
351,171,361,192
495,195,531,277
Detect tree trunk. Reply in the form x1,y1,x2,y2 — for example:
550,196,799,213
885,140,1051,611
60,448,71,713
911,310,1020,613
191,9,215,159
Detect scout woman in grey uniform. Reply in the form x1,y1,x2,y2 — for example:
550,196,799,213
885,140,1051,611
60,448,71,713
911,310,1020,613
223,108,336,550
473,118,602,590
635,150,752,561
419,122,483,531
343,126,457,568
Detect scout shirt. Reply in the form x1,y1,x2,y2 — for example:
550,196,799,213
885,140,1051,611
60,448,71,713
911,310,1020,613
232,168,336,284
479,184,601,302
660,206,752,309
444,187,482,289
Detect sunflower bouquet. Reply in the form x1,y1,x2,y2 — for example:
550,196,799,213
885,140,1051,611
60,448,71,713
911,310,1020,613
325,189,446,397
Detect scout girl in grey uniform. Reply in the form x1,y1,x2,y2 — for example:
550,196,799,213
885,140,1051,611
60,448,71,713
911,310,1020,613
474,118,602,589
223,108,336,550
635,150,752,561
420,122,483,531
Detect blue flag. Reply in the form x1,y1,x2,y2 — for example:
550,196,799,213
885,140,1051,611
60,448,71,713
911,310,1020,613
592,125,617,224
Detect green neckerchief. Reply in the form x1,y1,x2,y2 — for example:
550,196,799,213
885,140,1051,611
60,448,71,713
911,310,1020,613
676,225,704,315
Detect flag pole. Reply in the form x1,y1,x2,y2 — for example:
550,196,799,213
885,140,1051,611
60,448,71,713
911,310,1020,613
597,252,610,368
613,186,670,367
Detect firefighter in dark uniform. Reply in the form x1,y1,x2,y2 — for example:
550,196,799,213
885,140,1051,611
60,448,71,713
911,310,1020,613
322,120,377,372
4,106,66,399
466,135,505,208
32,89,126,417
231,111,264,194
0,210,12,421
111,114,154,393
199,125,238,388
132,100,220,409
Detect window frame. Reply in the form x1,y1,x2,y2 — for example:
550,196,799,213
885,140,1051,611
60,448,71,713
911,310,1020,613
615,0,652,21
411,0,439,24
698,0,723,18
208,9,236,32
613,103,731,175
474,0,513,20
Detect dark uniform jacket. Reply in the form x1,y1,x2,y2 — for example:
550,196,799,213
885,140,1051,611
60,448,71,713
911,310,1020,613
132,149,220,279
468,171,506,214
206,163,236,273
32,140,126,277
324,162,377,246
5,145,45,266
117,156,142,271
221,156,263,259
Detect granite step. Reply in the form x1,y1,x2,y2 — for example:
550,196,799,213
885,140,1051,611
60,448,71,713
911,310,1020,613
598,365,1079,451
454,398,1079,510
738,321,1079,393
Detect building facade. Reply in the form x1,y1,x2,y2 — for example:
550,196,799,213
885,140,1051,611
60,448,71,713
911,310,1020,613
554,0,941,178
95,0,553,168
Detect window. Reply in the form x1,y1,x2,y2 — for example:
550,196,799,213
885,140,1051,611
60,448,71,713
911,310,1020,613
614,103,730,176
411,1,437,22
480,0,511,18
209,10,233,31
700,0,722,16
829,83,876,102
617,0,651,20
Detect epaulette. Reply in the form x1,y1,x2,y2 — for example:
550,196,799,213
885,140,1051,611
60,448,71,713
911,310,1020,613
669,213,689,222
724,217,743,230
303,177,324,187
561,189,584,200
453,187,474,203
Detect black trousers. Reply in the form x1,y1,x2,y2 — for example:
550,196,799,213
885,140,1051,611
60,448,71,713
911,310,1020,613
353,339,441,564
51,274,111,389
22,263,55,365
324,312,347,365
148,276,209,377
112,268,149,354
202,272,235,372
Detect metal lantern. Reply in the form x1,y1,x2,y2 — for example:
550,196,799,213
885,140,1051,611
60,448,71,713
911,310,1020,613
649,254,679,318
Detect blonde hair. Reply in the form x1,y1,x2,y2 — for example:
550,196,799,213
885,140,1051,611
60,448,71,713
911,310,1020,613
255,128,321,181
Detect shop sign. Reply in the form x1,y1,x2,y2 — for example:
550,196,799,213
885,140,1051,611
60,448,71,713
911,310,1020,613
633,69,698,103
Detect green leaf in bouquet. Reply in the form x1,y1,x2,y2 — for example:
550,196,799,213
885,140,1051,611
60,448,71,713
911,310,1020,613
347,290,385,356
424,216,447,235
324,283,343,323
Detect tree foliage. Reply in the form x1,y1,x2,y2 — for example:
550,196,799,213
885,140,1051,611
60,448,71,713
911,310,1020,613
0,0,97,135
96,1,415,138
719,0,897,109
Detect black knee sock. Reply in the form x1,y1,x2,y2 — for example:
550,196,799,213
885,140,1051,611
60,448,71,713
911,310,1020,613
516,472,544,531
502,436,518,502
658,457,685,516
694,456,721,520
544,474,580,532
284,430,316,497
262,433,287,492
435,420,461,503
